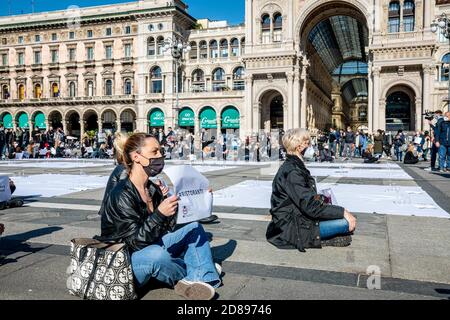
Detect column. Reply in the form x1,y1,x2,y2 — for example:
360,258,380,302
372,66,381,131
116,118,121,133
244,74,253,135
216,115,221,137
97,119,103,133
368,62,374,133
253,102,261,133
424,0,431,32
80,120,85,138
422,64,433,131
287,72,294,129
300,65,308,128
45,119,50,131
293,71,301,128
399,0,404,32
62,120,68,135
415,98,423,131
194,116,200,151
283,102,288,132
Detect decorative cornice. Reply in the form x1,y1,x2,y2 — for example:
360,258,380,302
0,6,195,33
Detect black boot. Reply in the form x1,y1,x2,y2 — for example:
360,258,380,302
321,235,352,247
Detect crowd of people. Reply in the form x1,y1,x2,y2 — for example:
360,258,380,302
310,110,450,172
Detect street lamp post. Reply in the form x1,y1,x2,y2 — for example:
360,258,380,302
162,37,191,129
431,13,450,112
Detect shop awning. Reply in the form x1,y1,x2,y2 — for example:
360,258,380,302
18,113,29,129
149,109,165,127
179,108,195,127
34,112,46,129
200,107,217,129
221,107,240,129
1,113,13,129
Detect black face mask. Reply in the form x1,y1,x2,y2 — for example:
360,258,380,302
141,156,165,177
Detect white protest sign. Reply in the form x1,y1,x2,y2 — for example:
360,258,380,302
163,165,213,224
320,188,338,205
0,175,12,203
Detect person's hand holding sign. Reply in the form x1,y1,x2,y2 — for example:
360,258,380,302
157,195,178,217
155,179,170,197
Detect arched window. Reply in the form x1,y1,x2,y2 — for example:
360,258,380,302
18,84,25,100
403,0,415,32
189,41,198,60
2,85,9,99
52,83,59,97
34,84,42,99
388,1,400,33
150,66,163,93
210,40,218,59
261,14,271,44
69,82,76,97
212,68,226,92
231,38,239,57
87,81,94,97
199,40,207,59
441,53,450,81
220,39,228,58
147,37,155,56
233,67,245,91
191,69,205,92
273,13,283,42
105,80,113,96
124,79,132,95
157,37,164,55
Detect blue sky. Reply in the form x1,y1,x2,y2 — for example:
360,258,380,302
0,0,245,24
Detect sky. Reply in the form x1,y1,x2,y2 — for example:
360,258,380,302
0,0,245,25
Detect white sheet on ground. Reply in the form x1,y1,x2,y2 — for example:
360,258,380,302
0,161,111,168
305,162,401,169
10,174,109,198
307,168,412,180
213,180,449,218
165,165,237,173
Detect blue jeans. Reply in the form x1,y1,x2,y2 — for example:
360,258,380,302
438,145,450,169
394,147,403,161
131,222,221,289
319,219,350,240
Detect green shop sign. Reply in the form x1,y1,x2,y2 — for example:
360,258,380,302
149,109,165,127
179,108,195,127
221,107,240,129
1,113,13,129
18,113,29,129
200,107,217,129
34,112,46,129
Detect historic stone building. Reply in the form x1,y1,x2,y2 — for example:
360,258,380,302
0,0,449,141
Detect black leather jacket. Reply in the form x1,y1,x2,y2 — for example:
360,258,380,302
97,176,176,253
266,154,345,252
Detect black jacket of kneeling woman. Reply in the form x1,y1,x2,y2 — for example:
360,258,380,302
266,154,345,252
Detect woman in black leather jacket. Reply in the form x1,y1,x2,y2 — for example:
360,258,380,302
98,133,220,300
266,129,357,252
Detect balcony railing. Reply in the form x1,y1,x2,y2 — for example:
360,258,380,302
84,60,95,68
15,65,26,72
102,59,114,66
121,57,134,65
31,63,42,71
0,65,9,72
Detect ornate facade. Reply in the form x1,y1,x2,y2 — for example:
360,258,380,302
0,0,449,141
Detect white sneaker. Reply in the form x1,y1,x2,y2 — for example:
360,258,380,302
174,280,215,300
215,263,223,276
